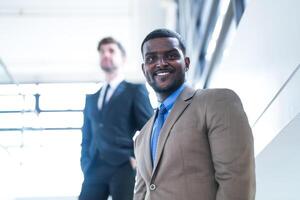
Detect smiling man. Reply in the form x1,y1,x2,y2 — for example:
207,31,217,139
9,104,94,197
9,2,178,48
133,29,256,200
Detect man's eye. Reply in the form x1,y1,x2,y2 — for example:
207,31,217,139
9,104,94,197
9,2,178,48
166,53,178,60
145,56,154,63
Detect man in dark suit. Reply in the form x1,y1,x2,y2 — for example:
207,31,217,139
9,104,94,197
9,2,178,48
134,29,255,200
79,37,153,200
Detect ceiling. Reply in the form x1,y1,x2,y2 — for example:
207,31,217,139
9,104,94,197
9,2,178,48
0,0,175,84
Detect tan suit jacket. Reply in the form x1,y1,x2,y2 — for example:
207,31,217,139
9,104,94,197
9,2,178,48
134,87,256,200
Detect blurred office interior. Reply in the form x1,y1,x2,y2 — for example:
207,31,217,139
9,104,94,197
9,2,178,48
0,0,299,199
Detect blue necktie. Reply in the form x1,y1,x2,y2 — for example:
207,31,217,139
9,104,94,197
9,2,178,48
151,104,167,165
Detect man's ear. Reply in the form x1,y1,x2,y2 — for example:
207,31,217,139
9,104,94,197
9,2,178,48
141,63,146,75
184,57,190,71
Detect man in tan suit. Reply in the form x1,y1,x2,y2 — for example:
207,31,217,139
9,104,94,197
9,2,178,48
134,28,256,200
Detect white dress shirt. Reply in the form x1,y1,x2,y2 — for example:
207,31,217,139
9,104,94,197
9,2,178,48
97,75,124,110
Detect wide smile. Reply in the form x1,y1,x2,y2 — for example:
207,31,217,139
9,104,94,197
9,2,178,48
153,69,173,78
156,71,170,76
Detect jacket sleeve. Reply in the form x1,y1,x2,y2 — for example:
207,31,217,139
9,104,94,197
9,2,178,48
206,89,256,200
133,84,153,130
80,95,92,174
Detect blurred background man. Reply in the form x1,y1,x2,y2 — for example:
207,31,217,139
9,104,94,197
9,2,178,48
79,37,153,200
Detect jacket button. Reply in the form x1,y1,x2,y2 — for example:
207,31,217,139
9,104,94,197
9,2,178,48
149,184,156,191
99,123,103,127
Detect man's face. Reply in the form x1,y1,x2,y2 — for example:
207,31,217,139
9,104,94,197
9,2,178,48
98,43,124,74
142,37,189,96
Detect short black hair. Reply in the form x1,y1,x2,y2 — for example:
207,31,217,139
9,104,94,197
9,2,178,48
141,28,186,55
97,37,126,57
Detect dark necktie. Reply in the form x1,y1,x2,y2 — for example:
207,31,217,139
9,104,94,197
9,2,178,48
101,84,110,109
151,104,167,164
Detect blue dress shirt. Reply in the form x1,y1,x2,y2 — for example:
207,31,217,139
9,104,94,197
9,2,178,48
150,84,186,165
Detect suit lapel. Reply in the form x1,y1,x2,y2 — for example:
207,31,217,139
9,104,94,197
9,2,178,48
152,86,196,175
142,113,157,177
103,81,126,111
90,90,102,119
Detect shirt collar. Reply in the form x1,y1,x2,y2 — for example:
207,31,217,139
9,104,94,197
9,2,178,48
159,83,186,111
105,75,124,90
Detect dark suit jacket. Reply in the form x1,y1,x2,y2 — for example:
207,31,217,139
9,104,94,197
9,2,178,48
81,81,153,174
134,87,256,200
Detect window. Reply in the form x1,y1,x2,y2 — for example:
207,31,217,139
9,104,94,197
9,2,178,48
0,83,100,198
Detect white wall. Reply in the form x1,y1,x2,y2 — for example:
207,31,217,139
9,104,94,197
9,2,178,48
206,0,300,198
255,114,300,200
207,0,300,154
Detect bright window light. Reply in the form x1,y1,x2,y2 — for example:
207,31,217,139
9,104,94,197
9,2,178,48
0,82,99,199
38,112,83,128
205,0,231,61
1,130,83,199
0,113,23,128
0,95,35,111
0,131,22,147
39,94,85,110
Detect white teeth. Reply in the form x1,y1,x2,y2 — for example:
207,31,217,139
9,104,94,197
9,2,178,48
157,72,169,76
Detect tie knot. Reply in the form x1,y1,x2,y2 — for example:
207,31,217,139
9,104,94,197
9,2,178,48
159,104,167,115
